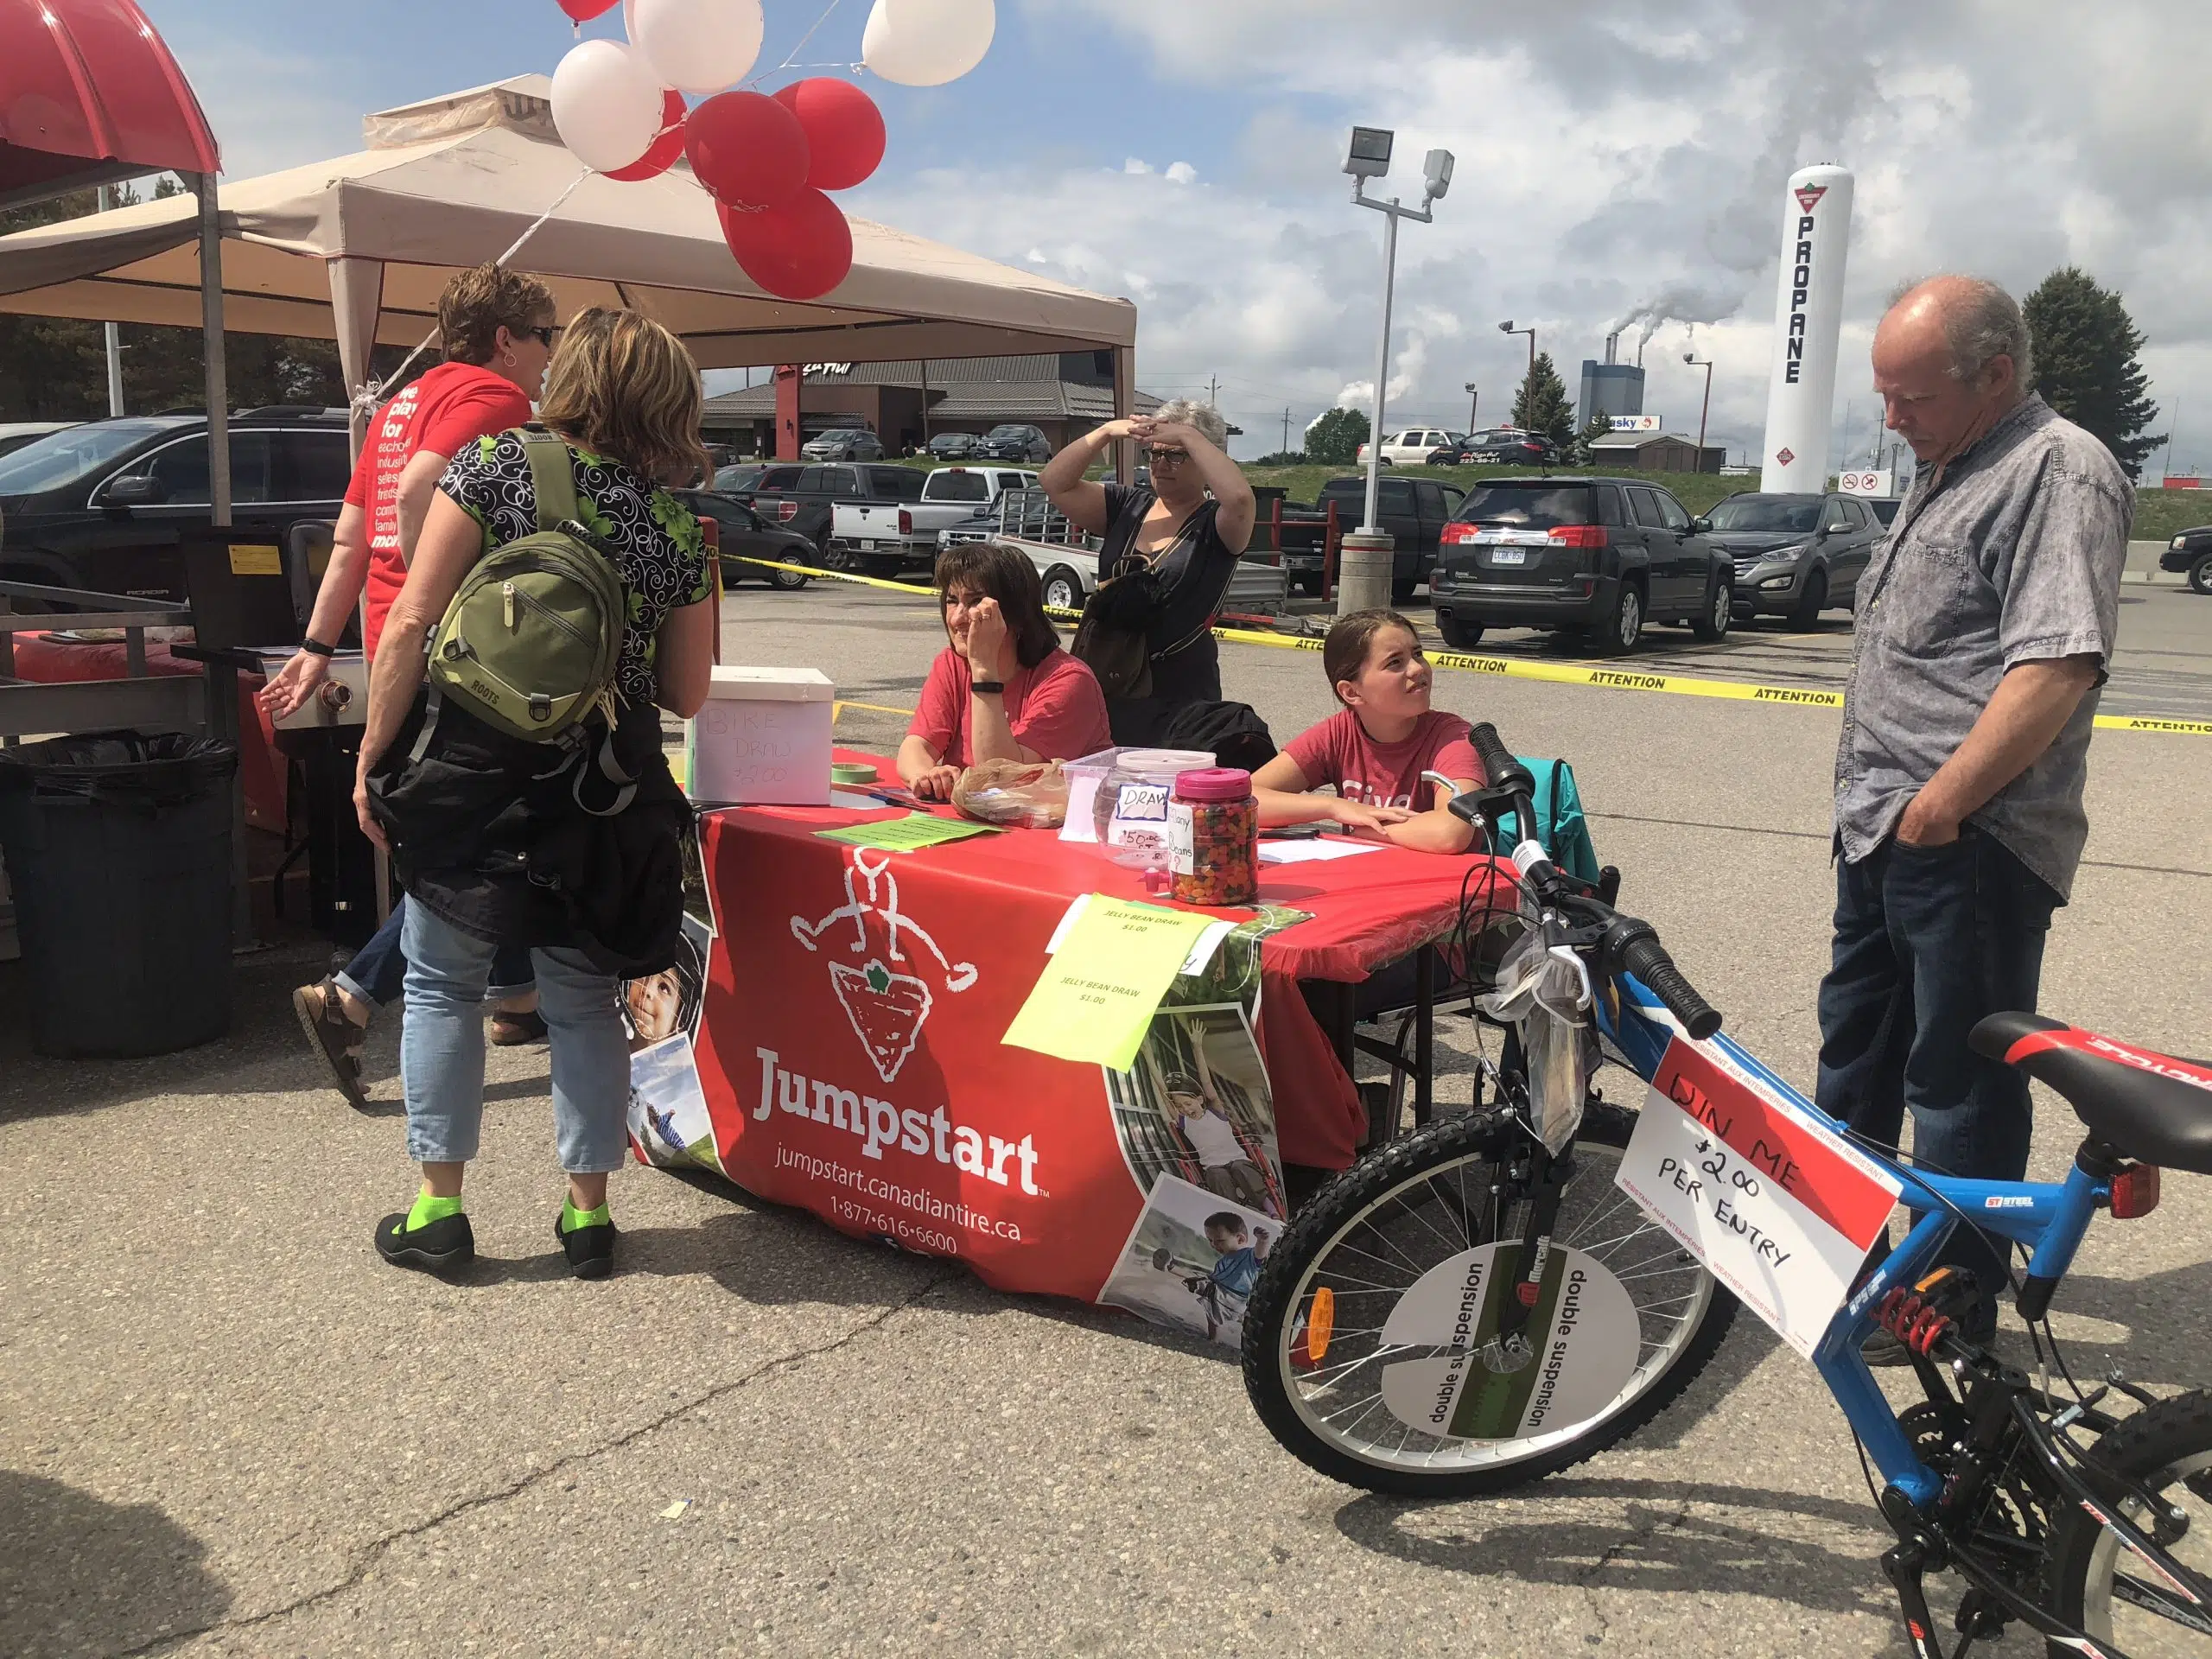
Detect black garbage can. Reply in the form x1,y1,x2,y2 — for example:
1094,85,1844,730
0,732,238,1058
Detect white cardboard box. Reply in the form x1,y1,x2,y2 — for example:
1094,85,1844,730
686,666,835,805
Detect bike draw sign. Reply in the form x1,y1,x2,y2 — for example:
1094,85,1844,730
1615,1036,1901,1358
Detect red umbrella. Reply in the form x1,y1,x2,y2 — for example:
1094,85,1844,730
0,0,220,211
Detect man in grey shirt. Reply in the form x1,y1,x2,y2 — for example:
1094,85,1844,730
1818,276,2130,1344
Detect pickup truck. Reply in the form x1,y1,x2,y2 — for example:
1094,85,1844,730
823,466,1041,576
1282,474,1464,601
909,465,1039,546
728,462,925,561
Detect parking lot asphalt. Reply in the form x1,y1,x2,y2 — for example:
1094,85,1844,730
2,578,2206,1657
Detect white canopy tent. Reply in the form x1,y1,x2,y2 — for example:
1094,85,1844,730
0,74,1139,462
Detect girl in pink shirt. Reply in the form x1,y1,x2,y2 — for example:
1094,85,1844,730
898,541,1113,800
1252,609,1486,854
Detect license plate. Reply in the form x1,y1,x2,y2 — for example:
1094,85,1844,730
1491,547,1527,565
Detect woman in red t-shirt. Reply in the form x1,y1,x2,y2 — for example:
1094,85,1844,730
897,541,1113,801
1252,608,1487,854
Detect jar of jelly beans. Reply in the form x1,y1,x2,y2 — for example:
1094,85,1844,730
1168,767,1259,906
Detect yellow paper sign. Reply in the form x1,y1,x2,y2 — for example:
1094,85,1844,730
227,543,283,576
1002,895,1214,1071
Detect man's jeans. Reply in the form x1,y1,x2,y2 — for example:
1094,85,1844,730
1814,829,2060,1290
334,896,533,1007
398,903,631,1173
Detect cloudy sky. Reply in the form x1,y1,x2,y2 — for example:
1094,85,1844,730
144,0,2211,475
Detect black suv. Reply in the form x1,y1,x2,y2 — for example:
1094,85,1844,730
975,423,1052,461
0,409,353,603
2162,524,2212,595
1286,474,1463,601
1428,475,1732,653
1706,491,1881,628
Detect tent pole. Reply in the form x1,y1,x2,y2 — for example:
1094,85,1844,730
329,257,386,462
1113,346,1135,486
194,169,253,949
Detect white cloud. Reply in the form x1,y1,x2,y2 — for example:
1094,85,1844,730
1164,161,1197,185
1122,157,1152,175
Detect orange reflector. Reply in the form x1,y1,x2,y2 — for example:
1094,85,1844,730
1516,1281,1541,1306
1306,1287,1336,1365
2111,1165,2161,1219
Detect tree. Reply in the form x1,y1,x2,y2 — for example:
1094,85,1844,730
1570,411,1613,466
0,188,108,418
1510,352,1575,448
1304,406,1370,466
2024,267,2160,480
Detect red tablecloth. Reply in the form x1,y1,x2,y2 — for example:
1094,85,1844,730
681,750,1511,1306
7,636,287,832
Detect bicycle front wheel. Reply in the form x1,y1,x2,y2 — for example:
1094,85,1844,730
1241,1103,1736,1497
2041,1389,2212,1656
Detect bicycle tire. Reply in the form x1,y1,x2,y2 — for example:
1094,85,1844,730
2040,1388,2212,1657
1241,1101,1737,1497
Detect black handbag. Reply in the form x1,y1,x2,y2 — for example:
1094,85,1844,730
1071,574,1156,700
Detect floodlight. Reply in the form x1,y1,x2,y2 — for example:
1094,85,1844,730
1344,126,1394,181
1497,320,1515,333
1422,149,1454,200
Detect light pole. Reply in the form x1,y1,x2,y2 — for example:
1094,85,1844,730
1499,321,1535,421
1463,381,1478,433
1343,127,1452,615
1684,352,1714,470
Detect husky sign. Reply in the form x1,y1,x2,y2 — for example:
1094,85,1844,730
1760,162,1854,494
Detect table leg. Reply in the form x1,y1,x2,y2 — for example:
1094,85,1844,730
1414,944,1434,1128
204,660,259,950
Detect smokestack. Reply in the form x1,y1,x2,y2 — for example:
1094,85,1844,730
1604,332,1618,366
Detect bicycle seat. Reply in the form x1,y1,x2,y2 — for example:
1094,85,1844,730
1973,1014,2212,1175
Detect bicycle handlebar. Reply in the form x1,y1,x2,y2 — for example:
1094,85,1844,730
1467,721,1533,802
1604,913,1723,1039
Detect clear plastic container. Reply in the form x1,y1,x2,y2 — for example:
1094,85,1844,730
1058,747,1216,882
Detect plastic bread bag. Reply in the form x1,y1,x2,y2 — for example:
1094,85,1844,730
1474,919,1597,1155
952,759,1068,828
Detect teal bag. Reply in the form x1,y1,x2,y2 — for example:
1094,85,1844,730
1494,756,1601,884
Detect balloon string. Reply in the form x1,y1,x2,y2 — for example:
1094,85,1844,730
777,0,846,72
351,163,594,418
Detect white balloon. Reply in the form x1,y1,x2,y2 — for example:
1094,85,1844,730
550,39,666,173
861,0,995,88
631,0,765,96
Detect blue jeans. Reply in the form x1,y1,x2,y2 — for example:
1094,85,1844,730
1814,828,2059,1290
399,902,632,1174
338,898,535,1007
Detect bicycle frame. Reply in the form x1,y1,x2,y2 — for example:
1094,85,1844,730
1593,973,2104,1508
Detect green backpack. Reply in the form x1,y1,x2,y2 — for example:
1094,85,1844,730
428,430,627,742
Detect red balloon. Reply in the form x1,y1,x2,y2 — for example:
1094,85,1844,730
603,90,687,182
718,190,853,302
772,79,886,193
557,0,620,19
686,91,809,209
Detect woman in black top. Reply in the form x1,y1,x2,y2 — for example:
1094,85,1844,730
1039,399,1256,745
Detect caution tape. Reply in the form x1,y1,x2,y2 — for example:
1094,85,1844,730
721,556,2209,736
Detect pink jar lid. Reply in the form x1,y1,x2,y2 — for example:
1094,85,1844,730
1174,766,1252,802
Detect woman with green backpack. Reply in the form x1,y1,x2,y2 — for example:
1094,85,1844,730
353,308,717,1281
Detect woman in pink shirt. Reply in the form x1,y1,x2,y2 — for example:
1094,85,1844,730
1251,608,1486,854
898,541,1113,801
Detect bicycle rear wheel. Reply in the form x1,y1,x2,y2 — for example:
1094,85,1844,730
2041,1389,2212,1656
1241,1101,1736,1497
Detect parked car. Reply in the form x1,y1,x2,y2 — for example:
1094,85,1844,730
0,408,353,604
1447,429,1560,467
2163,524,2212,595
800,428,885,461
712,461,770,494
1707,492,1880,628
974,423,1052,462
1279,474,1463,602
736,461,925,562
1429,475,1733,654
1863,496,1902,528
0,421,78,461
1355,427,1465,467
1008,533,1287,617
672,488,818,590
925,431,983,461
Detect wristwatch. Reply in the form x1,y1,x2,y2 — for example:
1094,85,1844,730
301,637,338,658
970,679,1006,695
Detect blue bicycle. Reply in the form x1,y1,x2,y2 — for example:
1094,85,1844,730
1243,723,2212,1659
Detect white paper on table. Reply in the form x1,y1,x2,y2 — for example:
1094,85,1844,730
1257,836,1386,865
1041,892,1235,976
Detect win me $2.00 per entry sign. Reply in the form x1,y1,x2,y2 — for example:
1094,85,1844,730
1615,1036,1900,1359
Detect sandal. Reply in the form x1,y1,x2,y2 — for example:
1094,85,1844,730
488,1008,549,1046
291,977,370,1111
